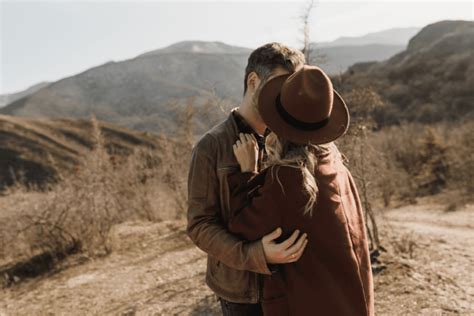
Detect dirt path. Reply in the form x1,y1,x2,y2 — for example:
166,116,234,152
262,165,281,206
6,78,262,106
1,220,220,315
374,204,474,315
1,204,473,315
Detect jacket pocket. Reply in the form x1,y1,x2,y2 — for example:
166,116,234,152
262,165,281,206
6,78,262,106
208,256,253,296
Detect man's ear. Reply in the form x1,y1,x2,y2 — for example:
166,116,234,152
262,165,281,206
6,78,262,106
247,72,261,92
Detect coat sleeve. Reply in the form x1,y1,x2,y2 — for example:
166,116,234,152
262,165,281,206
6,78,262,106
186,134,272,275
226,170,261,210
227,166,303,241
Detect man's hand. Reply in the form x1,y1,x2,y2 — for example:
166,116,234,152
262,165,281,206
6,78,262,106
262,227,308,264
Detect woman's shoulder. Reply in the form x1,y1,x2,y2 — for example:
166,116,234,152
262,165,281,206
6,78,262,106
266,164,305,177
262,165,305,190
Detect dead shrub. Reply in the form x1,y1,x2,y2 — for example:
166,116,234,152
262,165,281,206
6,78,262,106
1,115,189,268
15,116,162,258
392,232,418,259
1,95,229,279
445,120,474,195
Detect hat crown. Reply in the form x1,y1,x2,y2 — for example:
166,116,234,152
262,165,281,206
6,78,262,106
280,65,334,123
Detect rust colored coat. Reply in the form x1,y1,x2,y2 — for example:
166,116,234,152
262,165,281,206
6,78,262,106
227,144,374,316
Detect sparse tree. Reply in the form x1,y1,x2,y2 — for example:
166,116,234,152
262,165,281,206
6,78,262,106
338,87,386,251
299,0,327,66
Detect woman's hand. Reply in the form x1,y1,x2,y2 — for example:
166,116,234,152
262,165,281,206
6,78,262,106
233,133,259,173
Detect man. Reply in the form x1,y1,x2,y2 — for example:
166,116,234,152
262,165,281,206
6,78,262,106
186,43,307,315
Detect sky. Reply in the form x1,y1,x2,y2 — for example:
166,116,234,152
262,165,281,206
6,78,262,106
1,0,472,94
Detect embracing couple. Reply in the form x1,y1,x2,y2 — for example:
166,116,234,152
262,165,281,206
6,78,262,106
186,42,374,316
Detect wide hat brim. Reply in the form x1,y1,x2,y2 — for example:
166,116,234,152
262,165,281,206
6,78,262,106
257,73,350,145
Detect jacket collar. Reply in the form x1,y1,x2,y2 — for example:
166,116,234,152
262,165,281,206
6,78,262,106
227,107,241,138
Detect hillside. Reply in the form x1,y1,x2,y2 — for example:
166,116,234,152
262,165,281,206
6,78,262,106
339,20,474,125
0,115,162,190
317,27,420,47
0,82,50,108
312,44,405,74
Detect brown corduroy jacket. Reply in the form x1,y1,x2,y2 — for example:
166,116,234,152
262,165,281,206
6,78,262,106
227,144,375,316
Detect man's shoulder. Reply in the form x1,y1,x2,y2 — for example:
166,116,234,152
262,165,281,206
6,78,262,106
194,113,235,150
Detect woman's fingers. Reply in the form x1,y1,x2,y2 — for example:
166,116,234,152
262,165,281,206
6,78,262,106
250,134,257,143
235,133,258,151
250,134,259,149
239,133,254,145
248,133,257,144
245,133,253,143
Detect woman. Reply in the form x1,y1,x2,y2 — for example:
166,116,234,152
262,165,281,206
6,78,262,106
226,65,374,316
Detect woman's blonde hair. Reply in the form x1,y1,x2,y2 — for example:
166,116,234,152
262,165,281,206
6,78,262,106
263,133,331,217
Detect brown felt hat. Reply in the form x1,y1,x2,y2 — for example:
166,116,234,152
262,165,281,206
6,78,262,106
257,65,350,145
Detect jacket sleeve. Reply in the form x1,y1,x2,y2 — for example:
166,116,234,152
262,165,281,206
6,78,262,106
227,169,282,274
186,133,272,275
226,170,260,205
227,166,300,241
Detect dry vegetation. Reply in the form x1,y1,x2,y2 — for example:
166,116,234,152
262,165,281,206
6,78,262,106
0,116,189,285
0,96,230,288
338,87,473,210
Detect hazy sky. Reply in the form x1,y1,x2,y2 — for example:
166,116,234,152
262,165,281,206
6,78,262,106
1,0,472,94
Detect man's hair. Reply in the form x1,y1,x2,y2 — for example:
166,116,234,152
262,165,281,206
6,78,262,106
243,42,306,96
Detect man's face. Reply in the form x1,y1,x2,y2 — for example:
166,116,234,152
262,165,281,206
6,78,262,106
251,66,290,103
249,66,293,117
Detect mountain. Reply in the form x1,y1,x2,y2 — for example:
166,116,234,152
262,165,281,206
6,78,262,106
0,28,420,134
312,44,405,74
317,27,420,47
338,20,474,125
0,115,164,190
0,41,245,134
311,27,421,73
0,82,51,108
139,40,251,56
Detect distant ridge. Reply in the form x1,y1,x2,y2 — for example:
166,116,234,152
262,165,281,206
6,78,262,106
0,82,51,108
340,20,474,124
317,27,420,47
138,41,251,57
1,25,437,135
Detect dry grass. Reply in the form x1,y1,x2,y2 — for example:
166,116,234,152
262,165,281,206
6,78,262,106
0,91,232,285
0,117,192,285
340,119,474,209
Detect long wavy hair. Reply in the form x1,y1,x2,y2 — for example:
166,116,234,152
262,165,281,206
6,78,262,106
263,132,331,217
